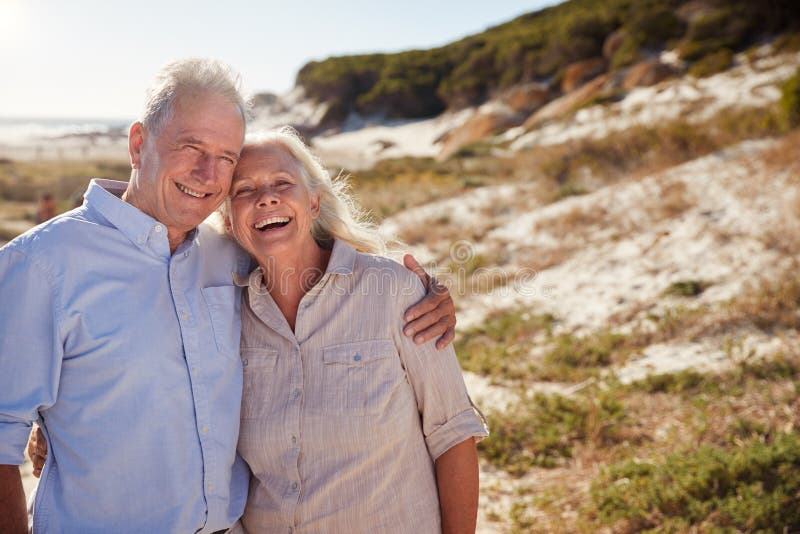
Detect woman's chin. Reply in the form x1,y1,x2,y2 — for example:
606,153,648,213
248,231,315,263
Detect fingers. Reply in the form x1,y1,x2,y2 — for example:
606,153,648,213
404,288,443,323
28,426,47,477
36,427,47,457
410,315,453,346
401,252,458,349
403,254,430,287
32,453,45,477
435,326,456,350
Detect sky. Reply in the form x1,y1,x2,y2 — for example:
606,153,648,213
0,0,561,120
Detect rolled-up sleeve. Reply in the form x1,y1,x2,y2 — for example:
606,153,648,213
0,247,62,465
393,274,489,461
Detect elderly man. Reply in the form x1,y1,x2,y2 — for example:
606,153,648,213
0,59,455,533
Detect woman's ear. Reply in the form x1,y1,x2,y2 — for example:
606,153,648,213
309,192,321,219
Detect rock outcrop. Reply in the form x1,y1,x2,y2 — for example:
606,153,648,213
436,84,551,159
622,59,679,89
561,58,608,93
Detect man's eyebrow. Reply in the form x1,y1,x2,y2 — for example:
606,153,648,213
178,135,240,160
223,149,241,161
177,135,204,146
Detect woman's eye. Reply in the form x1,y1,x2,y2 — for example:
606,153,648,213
233,187,254,196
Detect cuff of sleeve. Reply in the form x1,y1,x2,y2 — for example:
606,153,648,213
426,407,490,461
0,421,32,465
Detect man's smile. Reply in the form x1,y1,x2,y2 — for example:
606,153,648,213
175,182,212,199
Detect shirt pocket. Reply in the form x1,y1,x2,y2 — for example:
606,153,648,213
322,339,401,416
241,347,278,419
201,285,239,359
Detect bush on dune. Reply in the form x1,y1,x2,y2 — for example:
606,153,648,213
780,68,800,131
591,433,800,531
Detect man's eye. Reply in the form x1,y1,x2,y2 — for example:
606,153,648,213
233,187,253,197
221,156,237,166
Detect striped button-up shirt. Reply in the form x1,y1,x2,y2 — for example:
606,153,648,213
233,239,488,534
0,179,251,533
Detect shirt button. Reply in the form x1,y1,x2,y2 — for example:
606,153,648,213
288,528,293,534
291,435,297,444
154,224,163,233
242,358,249,367
292,388,301,399
136,236,144,244
291,482,298,490
193,367,198,377
207,484,213,492
181,311,189,320
354,353,361,362
201,425,208,434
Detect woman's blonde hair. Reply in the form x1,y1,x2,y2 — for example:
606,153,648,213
218,126,386,255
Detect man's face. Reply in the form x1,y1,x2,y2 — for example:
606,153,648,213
129,91,245,235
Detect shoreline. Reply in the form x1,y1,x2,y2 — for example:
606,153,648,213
0,138,129,162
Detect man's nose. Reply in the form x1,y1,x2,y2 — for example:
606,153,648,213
192,153,216,183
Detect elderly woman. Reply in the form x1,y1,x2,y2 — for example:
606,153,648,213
222,128,488,533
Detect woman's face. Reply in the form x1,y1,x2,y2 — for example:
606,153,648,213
227,143,320,261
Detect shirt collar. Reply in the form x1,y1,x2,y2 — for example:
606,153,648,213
326,239,357,276
84,179,198,256
232,239,357,288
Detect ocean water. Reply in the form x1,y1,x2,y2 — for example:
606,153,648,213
0,117,132,146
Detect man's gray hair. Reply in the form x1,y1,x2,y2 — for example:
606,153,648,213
141,58,250,134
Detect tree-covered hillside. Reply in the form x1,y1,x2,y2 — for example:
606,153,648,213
295,0,799,125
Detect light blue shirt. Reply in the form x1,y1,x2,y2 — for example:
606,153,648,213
0,179,251,533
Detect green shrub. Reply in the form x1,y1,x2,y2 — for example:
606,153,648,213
480,391,626,474
611,3,685,69
455,309,556,380
780,68,800,130
627,369,709,394
774,32,800,53
689,48,734,78
662,280,709,297
545,330,628,368
591,433,800,531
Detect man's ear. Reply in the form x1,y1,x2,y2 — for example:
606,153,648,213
128,122,146,170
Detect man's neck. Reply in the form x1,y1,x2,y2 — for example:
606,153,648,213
166,229,189,255
121,186,188,255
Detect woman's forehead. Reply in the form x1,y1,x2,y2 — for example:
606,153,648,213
235,142,303,178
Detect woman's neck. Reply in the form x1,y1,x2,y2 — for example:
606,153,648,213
256,239,332,331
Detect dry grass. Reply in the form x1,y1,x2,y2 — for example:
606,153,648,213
515,105,783,203
652,180,692,219
729,265,800,332
0,159,129,203
762,127,800,177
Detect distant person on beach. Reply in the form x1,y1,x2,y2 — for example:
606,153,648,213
35,192,56,223
0,58,456,533
216,128,487,533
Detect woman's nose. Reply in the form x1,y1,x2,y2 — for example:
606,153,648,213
256,186,279,206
